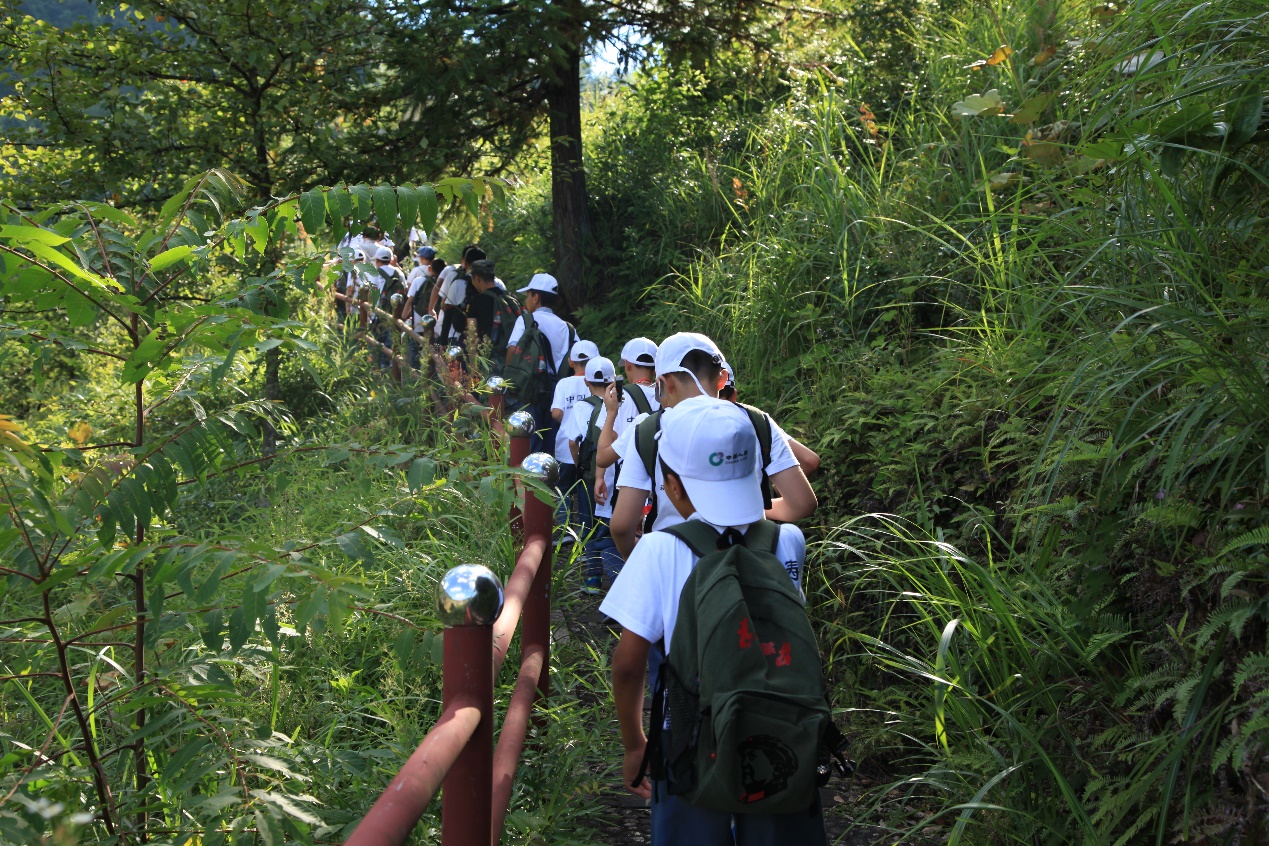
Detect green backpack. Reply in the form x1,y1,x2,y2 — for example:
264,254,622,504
503,310,575,406
634,404,774,532
574,395,604,490
640,520,830,814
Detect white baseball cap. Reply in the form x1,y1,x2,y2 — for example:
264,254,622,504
374,245,393,262
658,399,764,525
655,332,724,379
584,356,616,385
570,339,600,362
518,272,559,294
620,337,658,366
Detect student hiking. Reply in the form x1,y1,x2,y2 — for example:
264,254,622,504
504,272,576,454
371,245,406,370
403,245,438,368
563,355,624,593
464,259,522,373
552,340,599,539
608,333,817,560
590,336,661,534
600,400,828,845
436,246,483,347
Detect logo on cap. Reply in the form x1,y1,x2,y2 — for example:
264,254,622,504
709,452,724,466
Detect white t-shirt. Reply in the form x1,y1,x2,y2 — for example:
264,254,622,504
599,515,807,654
563,395,617,519
494,276,507,292
614,396,798,532
507,307,573,373
405,273,431,331
551,374,588,465
433,265,460,338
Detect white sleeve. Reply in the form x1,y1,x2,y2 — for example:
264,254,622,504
612,416,640,460
507,315,526,347
765,418,798,476
775,523,807,596
616,432,653,491
598,534,671,643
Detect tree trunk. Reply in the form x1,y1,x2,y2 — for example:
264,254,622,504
545,41,591,305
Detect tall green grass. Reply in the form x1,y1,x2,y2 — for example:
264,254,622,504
476,0,1269,840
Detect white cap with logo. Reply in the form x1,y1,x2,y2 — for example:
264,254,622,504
584,356,616,385
655,332,724,379
658,399,764,525
620,337,658,366
570,339,600,362
374,245,393,262
517,272,559,294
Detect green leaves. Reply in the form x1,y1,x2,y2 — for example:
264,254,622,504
299,189,327,235
371,185,397,229
1224,80,1263,148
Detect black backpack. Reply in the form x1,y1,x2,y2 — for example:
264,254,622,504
574,395,605,493
634,404,774,531
637,520,830,813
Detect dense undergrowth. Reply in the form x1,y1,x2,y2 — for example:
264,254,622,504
485,0,1268,841
3,0,1267,842
0,177,618,845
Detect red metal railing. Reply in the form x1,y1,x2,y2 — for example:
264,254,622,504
345,414,554,846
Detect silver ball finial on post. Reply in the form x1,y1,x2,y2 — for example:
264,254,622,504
435,564,505,627
520,452,560,488
485,376,509,393
444,345,464,362
505,410,535,438
389,292,404,310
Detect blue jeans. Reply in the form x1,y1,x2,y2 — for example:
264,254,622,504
585,518,622,585
373,322,392,370
650,780,826,846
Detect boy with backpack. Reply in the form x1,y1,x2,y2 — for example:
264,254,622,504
464,259,522,373
552,340,599,536
371,245,407,370
590,336,660,516
608,333,818,560
599,400,828,844
563,355,623,593
503,273,576,454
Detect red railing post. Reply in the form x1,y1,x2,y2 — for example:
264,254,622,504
521,479,553,709
506,411,534,537
438,564,504,846
441,626,493,846
517,452,558,714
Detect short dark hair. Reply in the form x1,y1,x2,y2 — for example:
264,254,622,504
430,258,447,274
658,456,681,484
668,349,723,389
463,245,486,263
535,290,558,309
470,259,496,282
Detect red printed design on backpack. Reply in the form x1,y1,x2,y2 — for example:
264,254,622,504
776,642,792,667
737,618,755,649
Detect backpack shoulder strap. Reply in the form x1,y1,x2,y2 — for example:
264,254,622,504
743,519,781,555
624,383,653,416
738,403,773,467
583,395,604,431
738,403,775,510
663,520,722,557
634,410,664,485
